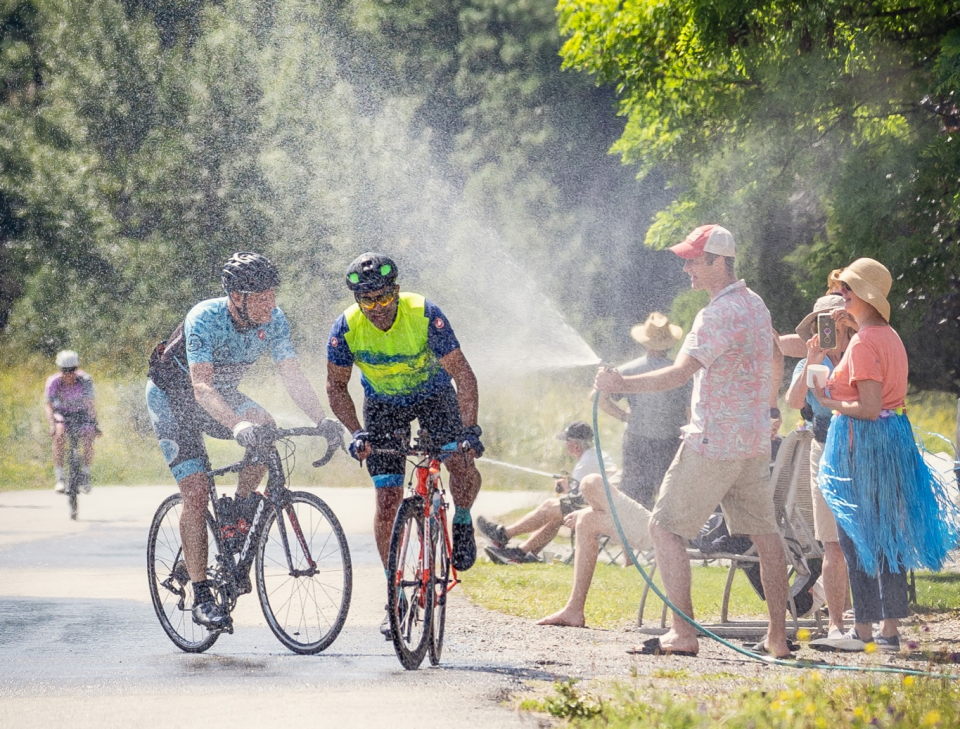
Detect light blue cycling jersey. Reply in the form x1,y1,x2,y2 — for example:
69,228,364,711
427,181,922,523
183,297,297,389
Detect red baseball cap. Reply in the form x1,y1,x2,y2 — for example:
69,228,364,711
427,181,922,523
669,224,736,259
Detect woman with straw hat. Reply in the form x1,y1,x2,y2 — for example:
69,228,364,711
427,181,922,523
811,258,959,652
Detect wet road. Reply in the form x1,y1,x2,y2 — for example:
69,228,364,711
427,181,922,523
0,485,544,728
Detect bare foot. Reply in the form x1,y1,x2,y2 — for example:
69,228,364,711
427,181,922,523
657,629,698,655
536,608,585,628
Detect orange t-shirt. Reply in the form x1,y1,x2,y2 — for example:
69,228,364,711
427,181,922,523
826,325,908,409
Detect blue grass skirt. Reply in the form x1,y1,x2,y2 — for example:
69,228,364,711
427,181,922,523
819,413,959,574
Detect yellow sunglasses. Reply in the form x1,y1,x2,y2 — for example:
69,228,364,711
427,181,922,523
357,291,397,309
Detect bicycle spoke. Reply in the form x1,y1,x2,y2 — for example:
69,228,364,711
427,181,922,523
256,492,351,654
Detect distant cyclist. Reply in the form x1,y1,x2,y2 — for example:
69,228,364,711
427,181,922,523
146,252,342,630
326,253,483,637
45,350,99,493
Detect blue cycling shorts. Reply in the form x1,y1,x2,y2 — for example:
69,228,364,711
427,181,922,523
146,380,262,482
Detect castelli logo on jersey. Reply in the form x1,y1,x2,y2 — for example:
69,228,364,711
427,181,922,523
435,318,444,329
330,337,339,348
258,330,266,340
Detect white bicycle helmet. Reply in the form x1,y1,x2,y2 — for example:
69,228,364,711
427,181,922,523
56,350,80,369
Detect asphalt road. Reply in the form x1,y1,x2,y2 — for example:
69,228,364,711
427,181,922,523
0,484,545,729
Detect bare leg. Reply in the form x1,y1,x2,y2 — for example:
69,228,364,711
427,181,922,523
649,522,698,653
751,533,791,657
446,455,481,511
879,617,899,639
80,430,96,468
505,499,562,539
52,423,66,469
822,540,848,634
235,407,273,499
536,508,603,627
519,521,561,555
178,471,213,583
374,487,404,568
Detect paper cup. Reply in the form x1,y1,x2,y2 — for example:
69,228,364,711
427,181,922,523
807,364,829,388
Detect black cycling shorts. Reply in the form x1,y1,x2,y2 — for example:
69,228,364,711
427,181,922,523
363,385,463,488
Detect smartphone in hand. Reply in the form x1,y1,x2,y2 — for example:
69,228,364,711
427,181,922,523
817,312,838,349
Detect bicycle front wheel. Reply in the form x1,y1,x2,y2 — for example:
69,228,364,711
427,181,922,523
147,494,219,653
387,496,433,670
256,492,352,655
428,512,451,666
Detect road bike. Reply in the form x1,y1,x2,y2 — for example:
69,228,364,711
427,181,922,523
147,425,352,655
60,417,90,521
383,432,461,670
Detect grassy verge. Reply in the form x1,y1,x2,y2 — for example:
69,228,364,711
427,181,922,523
464,560,960,629
525,673,960,727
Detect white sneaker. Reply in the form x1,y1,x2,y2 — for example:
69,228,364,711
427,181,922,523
54,480,66,493
80,475,92,494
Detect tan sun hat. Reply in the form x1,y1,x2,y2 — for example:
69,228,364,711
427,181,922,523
795,294,845,341
631,312,683,350
837,258,892,322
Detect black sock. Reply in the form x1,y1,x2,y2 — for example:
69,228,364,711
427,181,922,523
192,580,213,605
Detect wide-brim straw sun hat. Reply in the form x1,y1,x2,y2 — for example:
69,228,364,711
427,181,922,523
795,294,845,341
837,258,892,322
630,312,683,350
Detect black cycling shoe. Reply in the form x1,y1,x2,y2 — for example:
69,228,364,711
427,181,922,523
192,599,230,630
452,521,477,571
476,515,508,548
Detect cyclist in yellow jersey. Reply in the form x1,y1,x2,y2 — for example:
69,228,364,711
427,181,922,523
326,253,483,638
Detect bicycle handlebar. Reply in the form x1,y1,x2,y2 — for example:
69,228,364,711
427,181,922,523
238,424,345,468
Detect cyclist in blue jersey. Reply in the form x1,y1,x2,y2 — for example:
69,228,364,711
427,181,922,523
326,253,483,638
146,252,342,630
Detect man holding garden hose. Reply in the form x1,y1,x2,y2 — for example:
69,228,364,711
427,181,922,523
594,225,791,659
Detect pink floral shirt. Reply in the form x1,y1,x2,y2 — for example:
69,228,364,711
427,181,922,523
679,280,772,460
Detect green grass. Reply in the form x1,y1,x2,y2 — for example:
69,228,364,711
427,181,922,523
525,673,960,727
464,559,960,628
464,560,770,628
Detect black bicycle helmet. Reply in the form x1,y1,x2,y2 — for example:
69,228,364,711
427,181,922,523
345,252,398,294
221,252,281,293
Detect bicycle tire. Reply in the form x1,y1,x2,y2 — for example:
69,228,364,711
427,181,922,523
255,491,352,654
387,496,433,670
67,438,80,521
428,511,450,666
147,494,219,653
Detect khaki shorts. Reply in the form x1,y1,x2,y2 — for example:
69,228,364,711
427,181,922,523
651,443,777,539
809,438,839,543
606,486,653,551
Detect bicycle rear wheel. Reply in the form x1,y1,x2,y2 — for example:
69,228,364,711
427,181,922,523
256,492,352,655
147,494,219,653
387,496,433,670
66,440,80,521
428,510,450,666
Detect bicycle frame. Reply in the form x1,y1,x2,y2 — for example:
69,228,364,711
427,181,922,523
205,443,319,600
408,455,459,600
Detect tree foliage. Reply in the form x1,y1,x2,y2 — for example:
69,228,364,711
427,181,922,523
2,0,687,370
559,0,960,392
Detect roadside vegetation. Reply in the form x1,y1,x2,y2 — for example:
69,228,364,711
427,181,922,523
523,673,960,728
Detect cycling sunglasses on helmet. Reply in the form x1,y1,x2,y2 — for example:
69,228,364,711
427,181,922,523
357,290,397,309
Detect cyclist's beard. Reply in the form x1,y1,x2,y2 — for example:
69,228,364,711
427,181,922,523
366,305,398,331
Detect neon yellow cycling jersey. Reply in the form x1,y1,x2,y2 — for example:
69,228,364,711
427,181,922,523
327,293,460,404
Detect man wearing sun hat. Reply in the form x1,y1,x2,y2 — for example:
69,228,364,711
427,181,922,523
595,224,791,659
598,312,690,509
